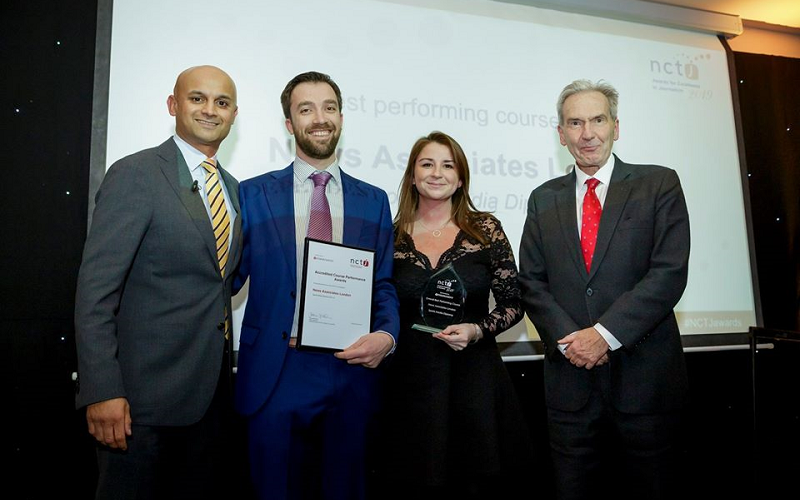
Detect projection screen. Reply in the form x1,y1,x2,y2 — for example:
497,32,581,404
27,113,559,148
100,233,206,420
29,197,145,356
95,0,758,357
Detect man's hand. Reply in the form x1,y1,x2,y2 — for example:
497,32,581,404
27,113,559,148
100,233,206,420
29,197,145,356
558,327,609,369
334,332,394,368
86,397,132,450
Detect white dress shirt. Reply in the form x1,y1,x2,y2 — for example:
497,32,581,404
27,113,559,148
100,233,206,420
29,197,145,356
173,135,236,255
564,156,622,353
289,158,344,339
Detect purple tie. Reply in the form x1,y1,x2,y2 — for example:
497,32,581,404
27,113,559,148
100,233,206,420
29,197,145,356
307,171,333,241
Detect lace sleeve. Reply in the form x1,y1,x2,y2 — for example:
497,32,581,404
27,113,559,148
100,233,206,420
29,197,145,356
477,216,523,337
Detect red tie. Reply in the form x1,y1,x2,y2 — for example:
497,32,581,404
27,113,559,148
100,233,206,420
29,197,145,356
581,178,602,273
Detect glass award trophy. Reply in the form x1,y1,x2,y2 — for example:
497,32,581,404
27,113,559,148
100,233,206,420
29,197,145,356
412,262,467,333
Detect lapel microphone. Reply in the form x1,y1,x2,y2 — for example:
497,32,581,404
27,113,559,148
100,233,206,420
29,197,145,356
191,180,199,193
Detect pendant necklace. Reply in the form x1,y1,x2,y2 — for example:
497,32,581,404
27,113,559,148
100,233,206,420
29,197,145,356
417,217,451,237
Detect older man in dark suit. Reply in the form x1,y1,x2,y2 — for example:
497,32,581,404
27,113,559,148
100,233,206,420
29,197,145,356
519,79,690,500
74,65,242,500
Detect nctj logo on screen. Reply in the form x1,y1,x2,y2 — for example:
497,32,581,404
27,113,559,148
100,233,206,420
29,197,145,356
650,52,710,80
650,52,714,99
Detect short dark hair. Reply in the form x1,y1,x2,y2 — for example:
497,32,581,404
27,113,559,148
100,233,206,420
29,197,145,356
280,71,343,119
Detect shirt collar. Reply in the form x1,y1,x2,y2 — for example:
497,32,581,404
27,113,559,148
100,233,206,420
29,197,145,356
574,154,616,188
293,157,342,186
173,134,216,172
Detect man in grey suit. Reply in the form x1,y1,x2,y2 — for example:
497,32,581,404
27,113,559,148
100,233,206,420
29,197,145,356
519,80,690,500
75,65,242,500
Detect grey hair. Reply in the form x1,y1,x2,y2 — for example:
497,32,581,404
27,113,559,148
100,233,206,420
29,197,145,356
557,80,619,125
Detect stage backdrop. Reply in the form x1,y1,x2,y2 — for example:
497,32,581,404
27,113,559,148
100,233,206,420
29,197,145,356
95,0,757,357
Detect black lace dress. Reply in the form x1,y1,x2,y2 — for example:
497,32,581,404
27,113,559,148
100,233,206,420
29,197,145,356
382,215,532,494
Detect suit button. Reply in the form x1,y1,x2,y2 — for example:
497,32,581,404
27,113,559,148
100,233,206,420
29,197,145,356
282,332,288,339
290,291,296,299
586,288,594,296
217,322,225,331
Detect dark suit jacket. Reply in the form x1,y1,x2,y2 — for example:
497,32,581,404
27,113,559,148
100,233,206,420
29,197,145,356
233,163,400,416
518,154,690,414
75,138,242,426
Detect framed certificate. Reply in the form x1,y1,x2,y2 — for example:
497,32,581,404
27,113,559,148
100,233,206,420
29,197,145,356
297,238,375,352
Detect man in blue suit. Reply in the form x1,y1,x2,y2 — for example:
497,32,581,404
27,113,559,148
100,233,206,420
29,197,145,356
234,71,400,500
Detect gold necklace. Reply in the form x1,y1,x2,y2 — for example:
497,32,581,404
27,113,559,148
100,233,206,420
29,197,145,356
417,217,451,237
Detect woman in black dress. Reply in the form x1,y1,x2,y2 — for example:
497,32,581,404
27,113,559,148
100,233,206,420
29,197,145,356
381,131,532,499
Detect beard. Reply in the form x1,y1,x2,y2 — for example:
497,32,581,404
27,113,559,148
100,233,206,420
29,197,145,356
294,124,341,160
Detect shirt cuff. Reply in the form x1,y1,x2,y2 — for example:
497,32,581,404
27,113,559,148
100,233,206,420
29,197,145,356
557,331,577,355
594,323,622,351
377,330,396,356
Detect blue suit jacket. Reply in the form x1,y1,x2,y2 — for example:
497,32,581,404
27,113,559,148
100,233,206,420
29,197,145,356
233,163,400,416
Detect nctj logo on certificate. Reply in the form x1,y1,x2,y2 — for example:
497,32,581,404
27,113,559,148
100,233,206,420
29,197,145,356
350,258,370,268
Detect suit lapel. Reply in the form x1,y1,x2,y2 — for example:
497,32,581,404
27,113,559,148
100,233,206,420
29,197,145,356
589,156,632,278
219,165,243,278
219,165,240,212
263,166,297,285
341,171,365,247
555,171,586,277
157,140,220,267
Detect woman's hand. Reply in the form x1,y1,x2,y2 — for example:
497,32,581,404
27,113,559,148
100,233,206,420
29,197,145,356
433,323,482,351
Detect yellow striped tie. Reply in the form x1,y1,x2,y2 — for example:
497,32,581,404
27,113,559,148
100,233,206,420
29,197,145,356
202,158,231,339
202,158,231,278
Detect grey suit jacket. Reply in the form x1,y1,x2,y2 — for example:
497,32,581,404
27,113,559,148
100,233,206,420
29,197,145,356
75,138,242,426
518,155,690,414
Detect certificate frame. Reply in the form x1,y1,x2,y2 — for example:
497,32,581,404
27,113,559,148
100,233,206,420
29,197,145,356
296,238,375,352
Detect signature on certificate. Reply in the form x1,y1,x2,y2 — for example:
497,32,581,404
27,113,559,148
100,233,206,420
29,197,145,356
309,312,335,325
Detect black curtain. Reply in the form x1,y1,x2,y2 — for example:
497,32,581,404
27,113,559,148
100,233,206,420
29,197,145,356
2,0,98,497
734,52,800,332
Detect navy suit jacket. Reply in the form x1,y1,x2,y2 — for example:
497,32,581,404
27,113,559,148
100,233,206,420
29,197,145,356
518,155,690,414
233,163,400,416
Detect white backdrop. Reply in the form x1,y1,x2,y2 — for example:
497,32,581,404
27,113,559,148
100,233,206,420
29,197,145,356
103,0,757,348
